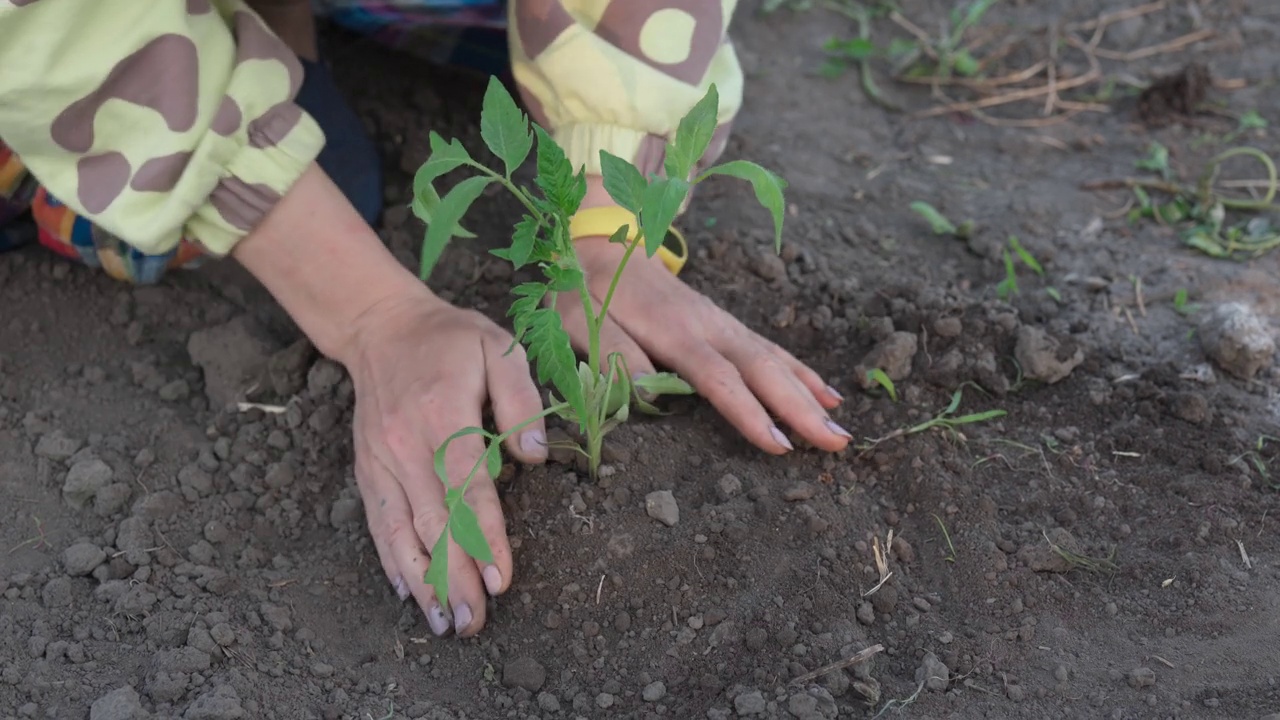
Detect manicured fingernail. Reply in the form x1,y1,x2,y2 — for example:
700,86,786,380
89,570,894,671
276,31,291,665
482,565,502,595
769,426,794,451
521,429,547,456
454,604,473,632
824,418,854,439
393,576,409,602
826,385,844,401
427,604,450,636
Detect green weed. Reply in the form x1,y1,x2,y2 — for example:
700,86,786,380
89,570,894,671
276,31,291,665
858,386,1006,452
910,201,973,238
865,368,898,401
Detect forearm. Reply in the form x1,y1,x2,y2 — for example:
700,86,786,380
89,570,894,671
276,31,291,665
231,162,436,361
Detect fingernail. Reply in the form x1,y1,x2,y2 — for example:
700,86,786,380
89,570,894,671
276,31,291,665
454,603,473,632
427,604,450,636
393,576,410,602
769,425,794,451
482,565,503,595
824,418,854,439
520,429,547,456
826,384,844,401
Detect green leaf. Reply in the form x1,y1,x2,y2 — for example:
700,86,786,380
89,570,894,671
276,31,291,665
420,176,493,281
633,372,695,396
951,49,980,77
639,177,690,257
534,125,586,215
952,409,1007,424
508,282,548,345
1239,110,1268,131
423,530,450,607
410,182,477,240
865,368,897,401
544,263,583,293
825,37,875,60
910,201,957,235
1007,235,1043,275
449,497,495,564
415,132,474,191
490,215,540,268
697,160,788,249
432,426,494,486
665,84,721,181
480,76,533,177
526,309,588,430
600,151,647,214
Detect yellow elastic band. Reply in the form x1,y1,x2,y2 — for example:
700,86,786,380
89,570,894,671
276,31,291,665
568,205,688,276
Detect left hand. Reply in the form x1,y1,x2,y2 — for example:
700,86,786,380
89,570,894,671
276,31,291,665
553,234,852,455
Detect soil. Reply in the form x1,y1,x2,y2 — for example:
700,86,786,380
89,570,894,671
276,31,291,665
3,1,1280,718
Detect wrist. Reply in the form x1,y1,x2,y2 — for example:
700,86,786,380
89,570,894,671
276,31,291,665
231,162,442,363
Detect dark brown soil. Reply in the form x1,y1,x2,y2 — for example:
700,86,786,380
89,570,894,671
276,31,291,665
4,1,1280,719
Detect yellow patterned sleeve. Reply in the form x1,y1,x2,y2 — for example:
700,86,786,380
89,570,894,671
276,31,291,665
0,0,323,257
508,0,743,177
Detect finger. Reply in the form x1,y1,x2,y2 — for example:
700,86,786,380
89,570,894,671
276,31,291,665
762,337,844,408
481,330,548,465
719,335,852,453
433,426,515,636
353,430,408,602
668,341,795,454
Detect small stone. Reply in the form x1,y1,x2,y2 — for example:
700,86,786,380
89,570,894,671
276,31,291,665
177,464,214,498
642,681,666,702
1015,325,1085,384
595,693,615,709
856,603,876,625
1128,667,1156,688
537,693,560,713
854,332,918,386
329,497,362,528
916,651,949,692
933,317,962,337
90,685,148,720
183,684,244,720
93,483,132,517
645,490,679,527
716,474,743,501
1006,683,1025,702
36,430,82,461
787,687,838,720
891,536,916,564
503,657,546,692
734,689,766,716
783,482,815,502
42,576,73,608
614,611,631,632
64,458,114,510
62,543,107,576
312,662,335,678
1198,302,1276,380
187,316,281,408
158,379,190,402
912,596,932,612
210,623,235,646
751,251,787,281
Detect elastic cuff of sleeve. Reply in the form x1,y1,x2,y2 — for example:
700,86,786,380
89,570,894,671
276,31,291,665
555,122,654,177
186,102,325,256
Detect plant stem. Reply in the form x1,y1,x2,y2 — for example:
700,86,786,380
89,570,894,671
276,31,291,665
450,401,571,501
595,233,645,327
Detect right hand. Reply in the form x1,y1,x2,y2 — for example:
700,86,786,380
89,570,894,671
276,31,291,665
341,289,549,638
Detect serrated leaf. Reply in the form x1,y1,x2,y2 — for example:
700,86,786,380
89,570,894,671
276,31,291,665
449,499,495,564
480,76,533,176
544,263,583,293
697,160,788,249
423,530,450,607
508,282,548,344
534,125,586,215
633,372,695,396
600,151,646,213
526,309,588,429
421,176,493,281
665,84,721,181
415,132,474,192
639,177,690,257
490,215,540,268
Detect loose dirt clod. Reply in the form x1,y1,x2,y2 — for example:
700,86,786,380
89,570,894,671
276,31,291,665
854,331,919,386
1137,62,1210,127
1197,302,1276,380
645,490,680,527
1015,326,1084,384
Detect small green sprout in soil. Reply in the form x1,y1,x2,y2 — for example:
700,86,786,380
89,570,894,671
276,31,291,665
996,235,1046,301
889,0,1001,81
1173,288,1200,316
864,368,898,401
411,78,787,608
910,201,973,238
932,513,957,563
1135,141,1172,180
1083,145,1280,259
857,385,1006,452
1042,529,1119,575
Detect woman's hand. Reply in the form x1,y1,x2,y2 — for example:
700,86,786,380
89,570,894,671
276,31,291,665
556,234,852,455
233,163,546,637
343,291,548,637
